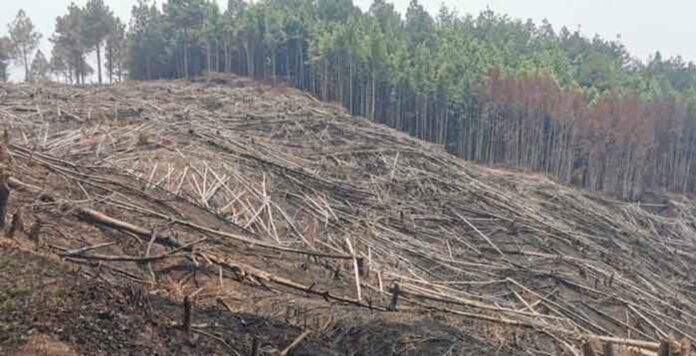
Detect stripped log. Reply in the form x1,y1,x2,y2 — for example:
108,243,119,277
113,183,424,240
8,177,184,248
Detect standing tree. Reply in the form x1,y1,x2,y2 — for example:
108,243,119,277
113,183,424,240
404,0,434,48
51,4,89,84
128,0,168,80
0,36,11,82
7,10,42,82
29,49,50,81
105,18,127,82
200,1,222,76
263,8,286,82
82,0,115,84
164,0,207,78
227,0,246,18
50,45,70,83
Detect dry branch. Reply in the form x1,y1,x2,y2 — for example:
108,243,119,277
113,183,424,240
280,330,312,356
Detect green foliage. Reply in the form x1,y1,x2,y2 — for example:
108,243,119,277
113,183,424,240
7,9,41,82
105,18,127,82
127,0,168,80
82,0,114,49
51,4,90,84
49,45,69,82
404,0,434,47
82,0,116,84
317,0,355,22
29,49,50,81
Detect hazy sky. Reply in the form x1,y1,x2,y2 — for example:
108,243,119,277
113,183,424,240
1,0,693,81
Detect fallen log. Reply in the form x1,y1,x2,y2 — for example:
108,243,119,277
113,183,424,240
10,176,359,261
207,253,385,311
9,176,382,311
8,177,184,248
280,330,312,356
114,197,359,261
588,335,660,352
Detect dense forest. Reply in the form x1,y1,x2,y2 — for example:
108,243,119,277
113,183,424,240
3,0,696,199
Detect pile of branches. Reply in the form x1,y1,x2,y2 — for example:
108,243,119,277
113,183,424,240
0,76,694,355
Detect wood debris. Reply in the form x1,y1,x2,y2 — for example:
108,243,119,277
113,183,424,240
0,76,694,354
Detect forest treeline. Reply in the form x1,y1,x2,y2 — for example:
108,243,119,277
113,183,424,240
3,0,696,199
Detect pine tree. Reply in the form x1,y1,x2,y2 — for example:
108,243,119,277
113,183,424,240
50,45,70,83
128,0,167,80
29,49,50,82
7,9,42,82
51,4,90,84
82,0,115,84
105,18,127,82
164,0,207,78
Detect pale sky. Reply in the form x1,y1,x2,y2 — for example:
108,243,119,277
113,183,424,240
0,0,693,81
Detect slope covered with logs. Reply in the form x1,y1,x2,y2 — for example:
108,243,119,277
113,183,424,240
0,75,694,355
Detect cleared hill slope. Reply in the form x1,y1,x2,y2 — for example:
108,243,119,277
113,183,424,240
0,75,694,355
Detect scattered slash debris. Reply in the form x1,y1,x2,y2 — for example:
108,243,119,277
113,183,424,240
0,75,694,355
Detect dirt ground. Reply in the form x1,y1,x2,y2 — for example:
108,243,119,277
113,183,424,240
0,244,534,355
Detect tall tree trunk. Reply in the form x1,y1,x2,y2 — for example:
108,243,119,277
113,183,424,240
349,59,353,114
272,51,276,83
183,34,189,78
297,40,303,88
245,41,254,77
322,59,328,100
22,46,29,82
223,41,230,72
106,45,113,83
215,38,220,72
371,73,376,121
206,39,212,79
96,44,103,84
285,41,290,82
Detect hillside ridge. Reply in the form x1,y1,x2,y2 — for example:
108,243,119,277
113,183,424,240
0,75,694,355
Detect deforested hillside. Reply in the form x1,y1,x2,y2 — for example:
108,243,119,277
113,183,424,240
0,76,694,355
